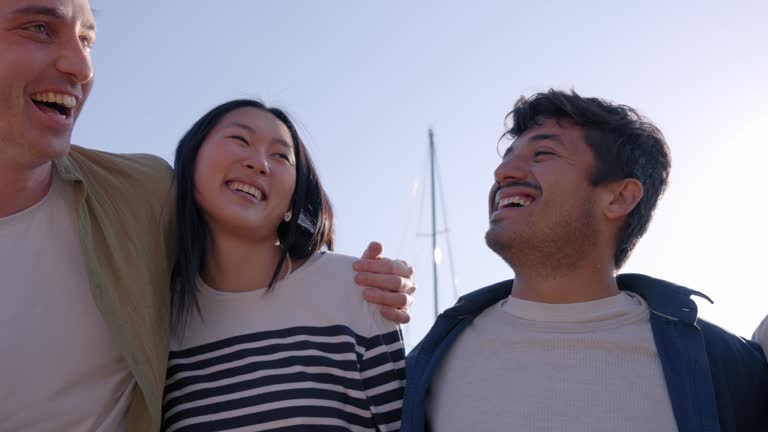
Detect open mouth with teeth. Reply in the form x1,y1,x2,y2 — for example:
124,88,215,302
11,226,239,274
227,181,265,201
30,92,76,118
497,194,536,210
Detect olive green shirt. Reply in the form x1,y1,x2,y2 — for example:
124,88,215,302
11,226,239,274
56,145,175,431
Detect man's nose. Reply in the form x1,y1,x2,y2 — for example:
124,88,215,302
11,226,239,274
493,156,529,185
56,38,93,84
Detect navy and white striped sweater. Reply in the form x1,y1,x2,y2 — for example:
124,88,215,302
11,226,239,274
163,252,405,432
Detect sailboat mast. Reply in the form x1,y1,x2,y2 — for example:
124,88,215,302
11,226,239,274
429,129,439,319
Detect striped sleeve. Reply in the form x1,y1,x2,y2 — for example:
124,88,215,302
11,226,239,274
359,326,406,432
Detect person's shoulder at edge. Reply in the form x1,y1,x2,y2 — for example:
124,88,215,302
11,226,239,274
753,315,768,356
306,251,401,337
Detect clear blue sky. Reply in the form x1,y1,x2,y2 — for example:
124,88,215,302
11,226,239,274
78,0,768,348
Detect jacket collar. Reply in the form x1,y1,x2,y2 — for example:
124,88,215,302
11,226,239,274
442,273,712,325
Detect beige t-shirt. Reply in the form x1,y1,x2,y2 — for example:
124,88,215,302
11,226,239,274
427,292,678,432
0,171,134,431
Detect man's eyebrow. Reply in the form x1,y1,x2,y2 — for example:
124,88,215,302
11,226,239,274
10,5,65,18
501,133,565,158
502,144,515,158
83,15,96,32
527,133,566,147
9,5,97,31
225,122,293,149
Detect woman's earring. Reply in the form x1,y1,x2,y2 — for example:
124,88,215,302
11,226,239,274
283,210,292,222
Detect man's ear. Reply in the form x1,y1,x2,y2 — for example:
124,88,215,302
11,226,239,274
601,179,644,221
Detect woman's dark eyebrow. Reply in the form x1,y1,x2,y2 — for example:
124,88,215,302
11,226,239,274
224,122,292,149
224,121,255,133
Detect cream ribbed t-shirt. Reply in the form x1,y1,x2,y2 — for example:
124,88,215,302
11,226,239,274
427,292,678,432
0,171,134,431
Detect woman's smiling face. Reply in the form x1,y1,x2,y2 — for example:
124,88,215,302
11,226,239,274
193,106,297,241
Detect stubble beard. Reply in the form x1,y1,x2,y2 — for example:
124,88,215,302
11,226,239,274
485,199,599,280
0,104,73,169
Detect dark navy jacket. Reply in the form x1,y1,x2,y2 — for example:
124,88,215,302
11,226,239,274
402,274,768,432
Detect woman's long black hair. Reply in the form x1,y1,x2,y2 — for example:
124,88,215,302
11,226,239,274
171,99,335,333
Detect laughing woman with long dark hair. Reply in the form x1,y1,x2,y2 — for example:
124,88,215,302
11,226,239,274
161,100,405,432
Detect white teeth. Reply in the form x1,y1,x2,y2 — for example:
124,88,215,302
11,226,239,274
498,195,533,209
228,181,264,200
30,92,77,108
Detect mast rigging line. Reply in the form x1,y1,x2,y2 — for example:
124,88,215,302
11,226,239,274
426,129,460,319
434,143,460,303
